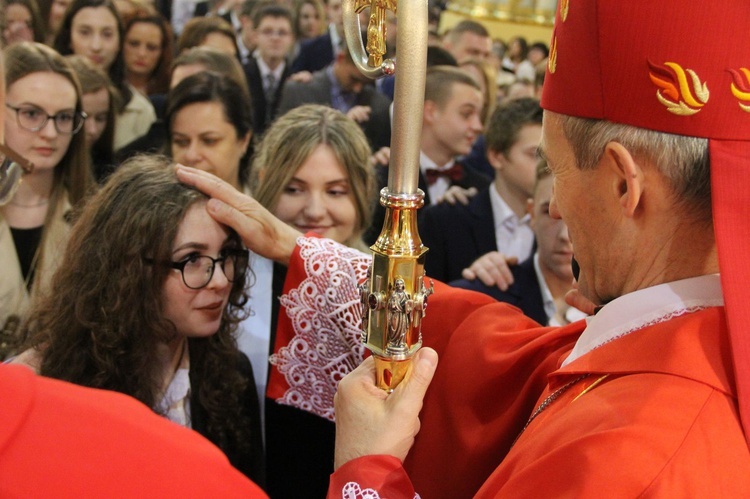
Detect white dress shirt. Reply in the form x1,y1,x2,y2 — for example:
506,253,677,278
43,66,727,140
235,253,274,440
489,185,534,261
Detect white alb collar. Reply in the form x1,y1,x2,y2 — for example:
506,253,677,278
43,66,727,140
562,274,723,366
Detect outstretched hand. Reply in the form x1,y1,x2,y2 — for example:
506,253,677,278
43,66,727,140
333,347,439,469
175,165,301,265
461,252,519,291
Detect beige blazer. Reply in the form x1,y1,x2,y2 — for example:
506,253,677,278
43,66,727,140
0,194,72,336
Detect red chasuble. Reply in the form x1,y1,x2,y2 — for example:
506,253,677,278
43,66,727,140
329,306,750,497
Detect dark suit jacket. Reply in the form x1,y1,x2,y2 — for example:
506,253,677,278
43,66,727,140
190,350,265,487
418,185,497,282
243,58,293,137
277,69,392,150
364,164,492,246
290,32,334,73
450,255,548,326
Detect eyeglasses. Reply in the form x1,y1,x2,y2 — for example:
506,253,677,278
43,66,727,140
6,103,87,135
161,248,249,290
0,142,35,206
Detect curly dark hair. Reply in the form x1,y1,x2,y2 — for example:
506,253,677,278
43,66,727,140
23,154,254,457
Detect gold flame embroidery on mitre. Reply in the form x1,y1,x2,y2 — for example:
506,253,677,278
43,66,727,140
729,68,750,113
648,61,708,116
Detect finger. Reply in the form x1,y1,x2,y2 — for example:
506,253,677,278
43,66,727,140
496,262,514,289
175,165,247,207
461,267,477,280
565,289,597,315
389,348,438,409
474,266,496,287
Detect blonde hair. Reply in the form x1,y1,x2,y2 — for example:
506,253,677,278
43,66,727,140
250,105,375,250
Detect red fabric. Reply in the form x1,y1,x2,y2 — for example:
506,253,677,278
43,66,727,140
711,139,750,455
542,1,750,140
327,455,415,499
266,236,308,401
331,307,750,497
0,364,267,498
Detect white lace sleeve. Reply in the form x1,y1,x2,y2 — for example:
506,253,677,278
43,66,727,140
269,237,371,420
341,482,421,499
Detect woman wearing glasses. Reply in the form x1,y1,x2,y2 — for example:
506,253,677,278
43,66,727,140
15,155,265,484
0,42,91,359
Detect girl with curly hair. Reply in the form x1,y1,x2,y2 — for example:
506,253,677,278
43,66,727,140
15,155,265,485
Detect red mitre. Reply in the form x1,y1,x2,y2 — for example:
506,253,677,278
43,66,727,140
541,0,750,447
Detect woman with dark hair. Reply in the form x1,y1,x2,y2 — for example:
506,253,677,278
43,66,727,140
0,42,92,358
122,14,173,96
15,155,265,484
66,54,119,182
165,71,252,190
36,0,69,45
53,0,156,149
1,0,46,45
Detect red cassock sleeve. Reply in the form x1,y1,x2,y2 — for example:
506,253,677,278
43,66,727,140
328,455,417,499
0,364,267,498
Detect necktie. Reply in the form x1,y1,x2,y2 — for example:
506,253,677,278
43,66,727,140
424,163,464,185
263,73,276,124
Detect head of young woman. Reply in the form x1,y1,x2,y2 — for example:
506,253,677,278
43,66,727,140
66,54,118,181
293,0,325,41
53,0,131,109
4,42,91,205
26,155,251,444
250,104,374,250
123,14,173,95
2,0,46,46
166,71,252,190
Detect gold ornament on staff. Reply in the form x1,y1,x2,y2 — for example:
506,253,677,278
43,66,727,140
343,0,432,391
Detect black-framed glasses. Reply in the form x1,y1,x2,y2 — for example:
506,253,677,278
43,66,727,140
6,103,87,135
156,248,249,290
0,142,35,206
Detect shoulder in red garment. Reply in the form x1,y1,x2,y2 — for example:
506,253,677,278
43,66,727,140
408,304,584,498
478,307,750,497
0,364,267,498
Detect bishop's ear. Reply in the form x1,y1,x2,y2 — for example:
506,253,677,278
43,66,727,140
602,141,643,217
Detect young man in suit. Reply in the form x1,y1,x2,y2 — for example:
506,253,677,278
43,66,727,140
277,41,392,151
452,159,586,326
243,4,295,137
365,66,491,244
419,97,540,282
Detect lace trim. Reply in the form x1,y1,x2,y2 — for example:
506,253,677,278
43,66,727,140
270,238,370,420
342,482,421,499
589,304,711,353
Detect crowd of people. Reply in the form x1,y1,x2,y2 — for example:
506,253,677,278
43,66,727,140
3,0,742,498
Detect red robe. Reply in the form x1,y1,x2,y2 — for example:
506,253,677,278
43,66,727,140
330,302,750,497
0,364,267,497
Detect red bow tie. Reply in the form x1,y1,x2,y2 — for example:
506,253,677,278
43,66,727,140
424,163,464,185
